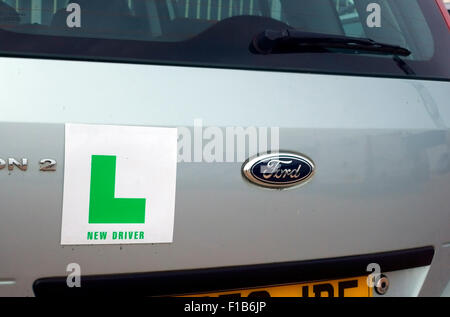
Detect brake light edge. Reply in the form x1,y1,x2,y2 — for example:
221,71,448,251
436,0,450,30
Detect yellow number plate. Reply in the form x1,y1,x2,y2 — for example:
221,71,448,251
181,276,372,297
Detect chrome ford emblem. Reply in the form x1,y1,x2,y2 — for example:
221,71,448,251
242,152,315,189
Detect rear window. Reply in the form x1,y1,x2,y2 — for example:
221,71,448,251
0,0,449,80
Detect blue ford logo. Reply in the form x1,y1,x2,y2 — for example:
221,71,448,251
242,152,315,189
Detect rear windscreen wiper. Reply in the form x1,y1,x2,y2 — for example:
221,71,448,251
252,29,411,56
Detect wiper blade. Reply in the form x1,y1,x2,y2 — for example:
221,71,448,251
252,29,411,56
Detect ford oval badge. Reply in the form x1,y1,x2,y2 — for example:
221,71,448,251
242,152,315,189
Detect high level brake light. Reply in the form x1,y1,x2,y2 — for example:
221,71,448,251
436,0,450,30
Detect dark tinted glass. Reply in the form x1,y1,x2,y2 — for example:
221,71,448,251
0,0,449,80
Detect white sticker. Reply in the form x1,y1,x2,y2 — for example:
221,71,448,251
61,123,177,245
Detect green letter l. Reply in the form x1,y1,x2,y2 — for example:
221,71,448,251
88,155,146,223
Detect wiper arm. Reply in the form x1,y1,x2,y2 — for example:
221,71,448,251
252,29,411,56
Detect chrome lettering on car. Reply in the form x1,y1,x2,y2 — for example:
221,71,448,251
0,158,57,172
8,158,28,171
39,159,57,172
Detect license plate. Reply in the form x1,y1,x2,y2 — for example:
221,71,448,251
180,276,372,297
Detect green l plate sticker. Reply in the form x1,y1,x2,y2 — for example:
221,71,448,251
89,155,146,224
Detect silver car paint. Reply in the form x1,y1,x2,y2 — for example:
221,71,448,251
0,57,449,296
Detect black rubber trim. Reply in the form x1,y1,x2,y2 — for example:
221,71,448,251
33,246,434,297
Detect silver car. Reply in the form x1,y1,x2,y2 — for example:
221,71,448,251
0,0,449,297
